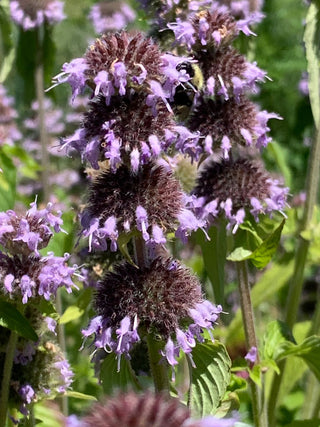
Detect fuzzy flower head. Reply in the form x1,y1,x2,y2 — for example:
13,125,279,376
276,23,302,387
0,200,63,257
192,158,288,232
188,96,281,158
81,163,184,251
198,47,267,100
81,391,239,427
168,8,254,53
89,1,136,33
64,93,200,171
51,31,193,105
82,257,222,368
0,251,78,304
10,0,65,30
9,345,73,415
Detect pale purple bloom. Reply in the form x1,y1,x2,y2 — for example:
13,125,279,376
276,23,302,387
50,58,88,101
19,384,35,404
10,0,65,30
54,359,74,392
167,19,196,50
89,2,136,34
45,317,57,334
14,342,37,366
136,206,150,241
245,346,258,364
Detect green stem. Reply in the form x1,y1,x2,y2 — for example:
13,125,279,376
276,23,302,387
0,331,18,427
236,261,267,427
35,30,50,204
146,333,170,394
268,93,320,427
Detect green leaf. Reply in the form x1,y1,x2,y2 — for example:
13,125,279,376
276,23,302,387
0,4,15,83
304,2,320,128
2,145,41,180
0,300,38,341
266,141,292,189
278,335,320,381
196,223,227,305
227,220,285,269
66,391,97,401
263,320,296,361
100,352,141,395
0,148,16,210
189,341,231,417
59,305,84,324
227,247,253,262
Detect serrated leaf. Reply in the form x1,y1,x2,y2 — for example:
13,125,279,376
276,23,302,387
304,2,320,128
59,305,84,324
100,352,141,395
0,300,38,341
196,224,227,304
0,148,16,210
263,320,296,360
189,341,231,417
228,220,285,269
66,391,97,401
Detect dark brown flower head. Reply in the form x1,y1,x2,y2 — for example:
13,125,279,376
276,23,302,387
188,96,275,155
198,47,246,83
82,94,176,169
85,162,183,235
193,158,270,211
192,9,238,52
83,392,191,427
95,257,202,337
84,31,164,88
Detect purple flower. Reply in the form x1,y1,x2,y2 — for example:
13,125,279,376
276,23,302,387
245,346,258,364
89,2,136,34
10,0,65,30
54,359,74,392
19,384,35,404
50,58,88,101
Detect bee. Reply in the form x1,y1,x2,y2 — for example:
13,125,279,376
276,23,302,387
173,61,204,120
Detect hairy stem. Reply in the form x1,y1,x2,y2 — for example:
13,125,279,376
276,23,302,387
0,331,18,427
237,261,267,427
146,333,170,394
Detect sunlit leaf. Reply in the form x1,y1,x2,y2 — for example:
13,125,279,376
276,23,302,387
263,320,296,360
66,391,97,401
304,2,320,128
189,341,231,417
60,305,84,324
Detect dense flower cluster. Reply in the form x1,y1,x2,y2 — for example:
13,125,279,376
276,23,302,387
191,158,288,232
0,201,78,303
89,1,136,33
82,257,222,369
0,311,73,416
10,0,65,30
67,391,238,427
